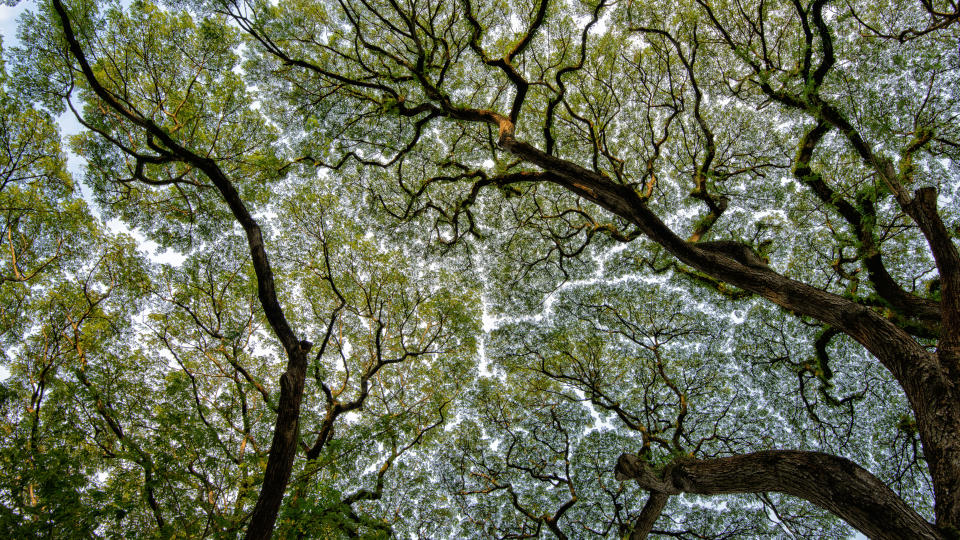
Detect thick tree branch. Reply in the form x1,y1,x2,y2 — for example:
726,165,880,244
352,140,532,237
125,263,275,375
615,451,942,539
460,0,546,123
498,134,913,357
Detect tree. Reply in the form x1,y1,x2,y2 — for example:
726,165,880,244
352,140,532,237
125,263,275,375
1,0,958,537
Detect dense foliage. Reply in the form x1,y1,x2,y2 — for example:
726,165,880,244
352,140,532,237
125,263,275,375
1,0,958,537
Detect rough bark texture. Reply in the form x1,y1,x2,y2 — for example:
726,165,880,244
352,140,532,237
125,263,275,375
616,451,943,539
629,492,669,540
244,343,310,540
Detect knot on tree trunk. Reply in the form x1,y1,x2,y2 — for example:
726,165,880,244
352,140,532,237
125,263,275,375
615,454,680,495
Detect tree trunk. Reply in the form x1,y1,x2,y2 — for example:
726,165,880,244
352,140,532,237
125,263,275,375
244,344,310,540
628,493,669,539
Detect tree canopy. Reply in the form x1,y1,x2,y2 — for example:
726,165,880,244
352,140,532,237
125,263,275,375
1,0,959,537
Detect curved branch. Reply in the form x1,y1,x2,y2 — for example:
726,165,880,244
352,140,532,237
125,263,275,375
615,451,942,539
543,0,607,155
793,122,940,330
497,132,939,400
460,0,545,123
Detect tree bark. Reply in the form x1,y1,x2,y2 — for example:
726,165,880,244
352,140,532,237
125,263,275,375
615,451,943,539
244,343,310,540
628,492,669,540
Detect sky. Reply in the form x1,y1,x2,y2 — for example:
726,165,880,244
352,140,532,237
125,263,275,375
0,2,28,48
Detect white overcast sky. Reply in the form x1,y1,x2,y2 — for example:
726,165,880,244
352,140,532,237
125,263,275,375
0,2,28,48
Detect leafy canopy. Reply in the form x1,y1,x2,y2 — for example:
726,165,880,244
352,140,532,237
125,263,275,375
1,0,958,537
